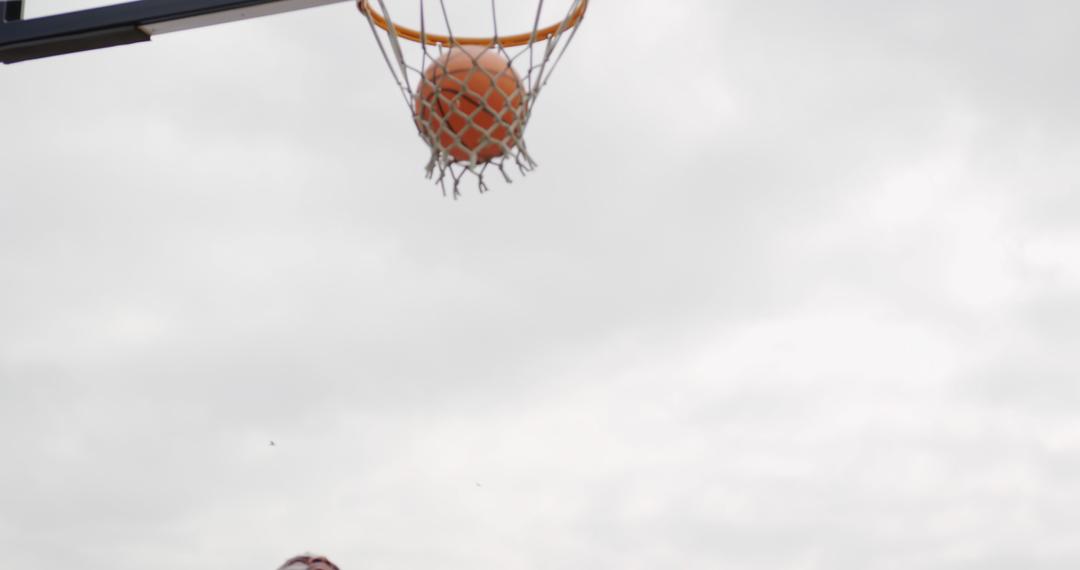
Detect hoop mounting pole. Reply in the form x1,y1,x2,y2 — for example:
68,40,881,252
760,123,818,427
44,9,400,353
2,0,24,23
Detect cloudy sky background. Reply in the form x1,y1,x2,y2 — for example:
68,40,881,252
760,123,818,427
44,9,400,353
3,0,1080,568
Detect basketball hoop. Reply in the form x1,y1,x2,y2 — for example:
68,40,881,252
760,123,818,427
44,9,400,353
358,0,588,196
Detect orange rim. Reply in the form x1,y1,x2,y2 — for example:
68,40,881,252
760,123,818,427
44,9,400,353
357,0,588,47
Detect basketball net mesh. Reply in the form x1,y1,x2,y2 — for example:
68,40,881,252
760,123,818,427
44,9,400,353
361,0,587,196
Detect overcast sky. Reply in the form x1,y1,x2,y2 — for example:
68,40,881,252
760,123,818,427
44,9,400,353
3,1,1080,568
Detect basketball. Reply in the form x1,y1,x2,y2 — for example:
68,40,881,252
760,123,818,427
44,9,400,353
415,46,524,163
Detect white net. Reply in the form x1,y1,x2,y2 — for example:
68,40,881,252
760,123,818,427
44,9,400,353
360,0,587,196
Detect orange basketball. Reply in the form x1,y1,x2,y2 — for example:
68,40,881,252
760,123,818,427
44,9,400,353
416,46,524,163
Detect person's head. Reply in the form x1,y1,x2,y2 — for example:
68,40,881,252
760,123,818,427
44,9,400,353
277,553,340,570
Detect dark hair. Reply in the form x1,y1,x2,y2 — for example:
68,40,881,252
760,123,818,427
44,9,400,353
278,553,341,570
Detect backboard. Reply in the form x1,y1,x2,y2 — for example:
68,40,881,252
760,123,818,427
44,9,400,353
0,0,349,62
